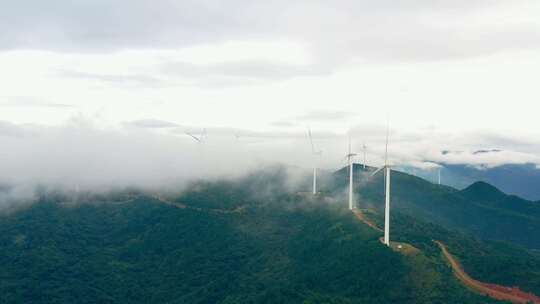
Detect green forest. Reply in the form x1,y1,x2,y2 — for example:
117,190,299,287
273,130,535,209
0,167,539,303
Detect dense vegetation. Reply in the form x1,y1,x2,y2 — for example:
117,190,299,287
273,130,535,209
363,210,540,297
351,165,540,297
333,165,540,249
0,168,503,303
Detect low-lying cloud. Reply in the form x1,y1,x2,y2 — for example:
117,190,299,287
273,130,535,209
1,118,539,198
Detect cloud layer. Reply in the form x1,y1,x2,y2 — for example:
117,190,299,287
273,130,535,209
1,1,540,207
3,0,540,66
1,118,539,191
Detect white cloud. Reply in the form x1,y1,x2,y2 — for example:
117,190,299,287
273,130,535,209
0,118,538,195
2,1,539,63
124,119,180,129
0,0,539,181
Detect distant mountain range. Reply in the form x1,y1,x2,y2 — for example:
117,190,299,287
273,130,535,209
399,163,540,201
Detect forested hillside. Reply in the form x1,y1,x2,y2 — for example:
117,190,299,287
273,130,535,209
0,168,507,304
334,165,540,249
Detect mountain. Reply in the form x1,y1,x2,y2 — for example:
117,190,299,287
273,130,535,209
332,164,540,249
1,166,540,303
460,181,507,201
400,163,540,201
0,168,505,304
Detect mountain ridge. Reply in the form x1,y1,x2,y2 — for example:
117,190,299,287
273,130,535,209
332,164,540,249
1,166,540,303
400,163,540,201
0,187,502,304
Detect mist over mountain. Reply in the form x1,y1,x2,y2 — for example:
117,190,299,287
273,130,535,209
3,165,533,303
2,119,540,206
3,1,540,302
3,164,540,303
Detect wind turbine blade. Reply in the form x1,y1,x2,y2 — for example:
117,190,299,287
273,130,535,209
371,166,384,177
185,133,201,142
384,123,389,166
348,134,352,155
308,128,316,154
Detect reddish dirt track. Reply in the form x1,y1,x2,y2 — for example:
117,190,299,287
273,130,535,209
352,210,383,232
351,209,540,303
435,240,540,304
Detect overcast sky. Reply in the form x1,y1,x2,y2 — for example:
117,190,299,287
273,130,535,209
1,0,540,190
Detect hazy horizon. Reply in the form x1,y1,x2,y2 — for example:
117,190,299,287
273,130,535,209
2,1,540,193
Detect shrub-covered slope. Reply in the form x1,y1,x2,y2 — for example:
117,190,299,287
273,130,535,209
333,164,540,249
0,170,501,304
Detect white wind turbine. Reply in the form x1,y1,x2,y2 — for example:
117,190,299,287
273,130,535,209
308,128,322,195
362,143,368,170
371,126,391,246
346,135,358,210
185,128,207,143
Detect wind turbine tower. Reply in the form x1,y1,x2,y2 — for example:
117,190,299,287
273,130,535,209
308,128,322,195
384,165,391,245
371,126,391,246
346,135,357,210
438,167,442,185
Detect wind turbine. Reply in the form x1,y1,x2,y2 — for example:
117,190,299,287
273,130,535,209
371,126,391,246
185,128,207,143
362,143,367,170
346,135,357,210
308,128,322,195
438,167,442,185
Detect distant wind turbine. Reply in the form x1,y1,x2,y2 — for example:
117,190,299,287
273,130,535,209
362,143,367,170
185,128,207,143
308,128,322,195
346,135,358,210
438,167,442,185
371,125,391,246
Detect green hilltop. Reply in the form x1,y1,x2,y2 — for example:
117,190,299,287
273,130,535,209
332,164,540,249
0,166,539,303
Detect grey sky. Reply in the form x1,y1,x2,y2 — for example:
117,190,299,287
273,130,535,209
3,1,539,61
1,0,540,193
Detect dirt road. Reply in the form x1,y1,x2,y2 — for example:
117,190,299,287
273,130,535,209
351,208,540,303
435,240,540,304
352,209,383,232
